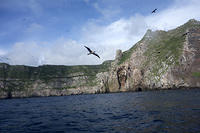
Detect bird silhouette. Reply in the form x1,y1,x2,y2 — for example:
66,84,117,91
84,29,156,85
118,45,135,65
152,8,157,13
84,46,100,58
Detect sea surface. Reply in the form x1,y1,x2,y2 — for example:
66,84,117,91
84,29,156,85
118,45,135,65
1,89,200,133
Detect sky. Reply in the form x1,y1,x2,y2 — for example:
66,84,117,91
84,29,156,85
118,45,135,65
0,0,200,66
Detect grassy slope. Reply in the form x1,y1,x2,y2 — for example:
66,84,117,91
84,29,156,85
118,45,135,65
0,60,112,91
0,60,112,79
117,41,139,65
143,31,185,81
118,19,200,81
192,72,200,77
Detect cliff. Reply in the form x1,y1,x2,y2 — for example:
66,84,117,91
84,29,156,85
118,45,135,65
0,19,200,99
106,19,200,92
0,61,112,98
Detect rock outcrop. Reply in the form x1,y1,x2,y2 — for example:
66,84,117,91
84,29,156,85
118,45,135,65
105,19,200,92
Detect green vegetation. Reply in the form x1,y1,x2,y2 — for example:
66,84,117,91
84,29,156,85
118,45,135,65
118,19,200,66
143,19,200,81
118,45,137,65
0,60,112,92
117,19,200,82
117,39,142,65
38,60,112,82
83,75,98,87
192,72,200,77
143,31,185,81
168,19,200,36
0,60,112,80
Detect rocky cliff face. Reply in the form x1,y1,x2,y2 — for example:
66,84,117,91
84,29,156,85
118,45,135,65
0,19,200,99
0,61,112,98
105,19,200,92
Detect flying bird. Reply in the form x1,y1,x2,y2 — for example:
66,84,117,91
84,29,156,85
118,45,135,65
84,46,100,58
152,8,157,13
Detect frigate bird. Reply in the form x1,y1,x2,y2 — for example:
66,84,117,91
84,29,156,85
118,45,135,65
152,8,157,13
84,46,100,58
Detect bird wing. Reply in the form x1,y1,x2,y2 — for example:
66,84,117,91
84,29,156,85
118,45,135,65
92,53,100,58
84,46,92,53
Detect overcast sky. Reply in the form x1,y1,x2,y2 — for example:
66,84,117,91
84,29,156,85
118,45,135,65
0,0,200,66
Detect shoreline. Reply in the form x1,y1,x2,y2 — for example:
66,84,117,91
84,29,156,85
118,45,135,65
1,87,200,100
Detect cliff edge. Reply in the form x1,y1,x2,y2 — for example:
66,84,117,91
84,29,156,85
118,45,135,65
0,61,112,98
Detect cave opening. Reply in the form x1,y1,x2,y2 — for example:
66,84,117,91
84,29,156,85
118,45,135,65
137,87,142,91
7,91,12,99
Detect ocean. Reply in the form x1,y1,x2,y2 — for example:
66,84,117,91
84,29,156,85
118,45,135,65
1,89,200,133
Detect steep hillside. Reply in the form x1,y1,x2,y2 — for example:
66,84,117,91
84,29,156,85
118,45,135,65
106,19,200,92
0,61,112,98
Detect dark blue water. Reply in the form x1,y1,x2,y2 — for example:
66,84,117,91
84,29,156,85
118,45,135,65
1,89,200,133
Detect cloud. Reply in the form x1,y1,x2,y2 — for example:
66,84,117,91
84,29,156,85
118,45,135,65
2,0,200,66
0,49,9,63
0,49,6,56
4,39,104,66
80,15,147,60
5,42,40,66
